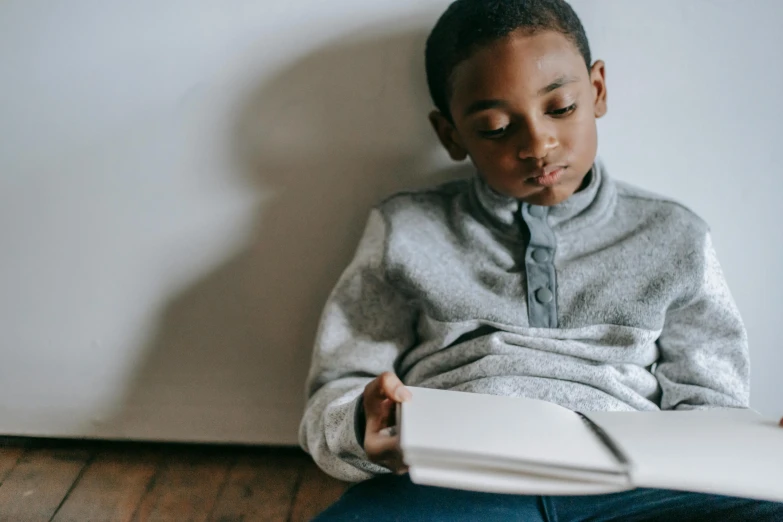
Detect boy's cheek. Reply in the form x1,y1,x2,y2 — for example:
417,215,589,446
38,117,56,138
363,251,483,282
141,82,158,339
562,124,598,165
471,153,521,183
470,140,522,166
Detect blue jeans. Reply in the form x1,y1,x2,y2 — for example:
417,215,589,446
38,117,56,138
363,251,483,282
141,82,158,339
314,474,783,521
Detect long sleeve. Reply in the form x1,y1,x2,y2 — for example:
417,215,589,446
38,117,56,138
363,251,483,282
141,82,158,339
656,233,750,410
298,209,417,482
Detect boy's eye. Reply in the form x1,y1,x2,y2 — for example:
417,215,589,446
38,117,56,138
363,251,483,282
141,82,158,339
549,104,577,117
477,127,508,139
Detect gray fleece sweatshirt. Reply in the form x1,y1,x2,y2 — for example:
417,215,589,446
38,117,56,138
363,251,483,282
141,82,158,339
299,162,750,482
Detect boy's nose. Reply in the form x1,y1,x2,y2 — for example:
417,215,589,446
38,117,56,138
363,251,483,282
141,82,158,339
517,119,558,160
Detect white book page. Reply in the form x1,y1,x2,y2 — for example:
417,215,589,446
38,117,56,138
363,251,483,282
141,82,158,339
399,387,623,474
585,409,783,503
409,453,632,486
410,462,631,496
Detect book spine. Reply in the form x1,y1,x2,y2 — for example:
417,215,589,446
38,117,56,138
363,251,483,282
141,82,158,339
576,413,631,469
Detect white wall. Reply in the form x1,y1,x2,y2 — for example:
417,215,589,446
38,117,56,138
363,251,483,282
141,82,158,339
0,0,780,444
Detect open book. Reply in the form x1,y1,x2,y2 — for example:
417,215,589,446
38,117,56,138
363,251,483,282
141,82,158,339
398,387,783,503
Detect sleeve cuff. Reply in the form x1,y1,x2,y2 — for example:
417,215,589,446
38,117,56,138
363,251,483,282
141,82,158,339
353,394,366,450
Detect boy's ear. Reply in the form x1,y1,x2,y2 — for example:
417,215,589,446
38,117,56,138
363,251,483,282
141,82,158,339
429,111,469,161
590,60,607,119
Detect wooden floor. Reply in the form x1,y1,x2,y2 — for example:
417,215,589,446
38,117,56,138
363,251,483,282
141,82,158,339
0,438,348,522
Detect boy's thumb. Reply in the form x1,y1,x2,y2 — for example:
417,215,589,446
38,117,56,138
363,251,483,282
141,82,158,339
395,386,413,402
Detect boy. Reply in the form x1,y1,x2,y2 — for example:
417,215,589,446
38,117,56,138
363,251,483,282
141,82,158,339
300,0,783,519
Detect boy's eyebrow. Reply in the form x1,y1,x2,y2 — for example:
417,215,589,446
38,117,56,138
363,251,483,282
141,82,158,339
538,75,579,95
463,100,509,117
461,76,580,117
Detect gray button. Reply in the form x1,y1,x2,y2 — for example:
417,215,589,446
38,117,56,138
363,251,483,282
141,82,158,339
529,205,546,218
532,249,550,263
536,288,554,304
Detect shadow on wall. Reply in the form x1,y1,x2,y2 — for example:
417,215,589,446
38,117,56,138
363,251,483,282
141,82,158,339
95,25,474,444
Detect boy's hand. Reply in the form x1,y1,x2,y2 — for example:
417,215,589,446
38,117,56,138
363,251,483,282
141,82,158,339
363,372,412,474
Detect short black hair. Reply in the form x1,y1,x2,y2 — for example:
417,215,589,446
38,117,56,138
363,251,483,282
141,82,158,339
425,0,592,121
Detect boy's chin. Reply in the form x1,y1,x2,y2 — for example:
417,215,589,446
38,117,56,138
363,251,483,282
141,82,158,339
511,181,583,206
519,170,592,206
518,187,572,207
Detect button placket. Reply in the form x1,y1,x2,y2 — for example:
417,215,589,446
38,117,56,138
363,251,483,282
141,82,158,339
521,204,558,328
532,249,550,263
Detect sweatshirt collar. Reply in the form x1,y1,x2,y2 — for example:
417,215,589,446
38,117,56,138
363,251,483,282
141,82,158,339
472,161,616,235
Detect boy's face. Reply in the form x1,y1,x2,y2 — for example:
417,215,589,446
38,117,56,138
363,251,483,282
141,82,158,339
430,30,607,206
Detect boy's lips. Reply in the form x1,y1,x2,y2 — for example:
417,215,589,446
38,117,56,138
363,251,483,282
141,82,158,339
527,166,566,187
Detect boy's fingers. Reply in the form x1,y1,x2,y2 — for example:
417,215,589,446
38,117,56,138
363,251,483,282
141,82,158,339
366,373,411,403
365,372,398,400
395,466,410,476
363,373,412,438
365,431,398,456
365,431,406,473
382,456,408,475
379,373,412,402
365,398,395,432
393,385,413,402
379,426,399,437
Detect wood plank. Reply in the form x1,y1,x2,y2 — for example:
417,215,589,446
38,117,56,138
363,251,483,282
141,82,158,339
209,451,305,522
0,447,91,522
289,463,348,522
0,446,25,485
52,449,160,522
132,449,232,522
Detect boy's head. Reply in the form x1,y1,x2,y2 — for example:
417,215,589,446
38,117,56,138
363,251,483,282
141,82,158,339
426,0,607,206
